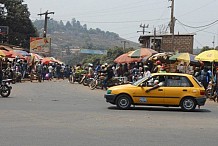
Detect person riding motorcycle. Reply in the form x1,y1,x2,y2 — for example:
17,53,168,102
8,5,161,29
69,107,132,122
88,63,94,77
101,64,114,89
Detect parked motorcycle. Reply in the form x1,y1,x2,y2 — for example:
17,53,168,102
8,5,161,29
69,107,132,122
0,79,12,97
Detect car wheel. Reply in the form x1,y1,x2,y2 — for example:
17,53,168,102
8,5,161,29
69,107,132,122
180,97,196,111
116,95,132,110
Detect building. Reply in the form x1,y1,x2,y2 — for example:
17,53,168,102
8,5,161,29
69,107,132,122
138,33,195,54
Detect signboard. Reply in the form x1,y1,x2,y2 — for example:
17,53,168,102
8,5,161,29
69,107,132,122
0,26,9,35
30,37,51,54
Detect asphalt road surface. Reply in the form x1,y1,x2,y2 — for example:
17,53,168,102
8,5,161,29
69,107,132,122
0,79,218,146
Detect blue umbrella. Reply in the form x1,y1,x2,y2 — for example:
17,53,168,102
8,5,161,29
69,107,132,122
13,50,30,56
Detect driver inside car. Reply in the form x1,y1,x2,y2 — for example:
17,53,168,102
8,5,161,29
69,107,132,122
146,76,165,93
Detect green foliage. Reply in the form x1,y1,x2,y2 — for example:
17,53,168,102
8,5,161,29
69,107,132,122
32,18,138,50
81,47,134,65
200,46,214,52
0,0,37,49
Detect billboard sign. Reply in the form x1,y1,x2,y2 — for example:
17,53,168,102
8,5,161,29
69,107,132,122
0,26,9,35
30,37,51,54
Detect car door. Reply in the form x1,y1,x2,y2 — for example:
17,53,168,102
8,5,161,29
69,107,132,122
164,75,193,105
132,75,165,105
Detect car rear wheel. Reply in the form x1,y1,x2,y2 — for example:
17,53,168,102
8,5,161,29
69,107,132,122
180,97,196,112
116,95,132,110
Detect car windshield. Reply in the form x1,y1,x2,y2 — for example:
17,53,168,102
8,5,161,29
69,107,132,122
132,76,152,86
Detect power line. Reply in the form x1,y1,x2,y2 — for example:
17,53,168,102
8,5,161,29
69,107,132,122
176,22,204,47
177,19,218,29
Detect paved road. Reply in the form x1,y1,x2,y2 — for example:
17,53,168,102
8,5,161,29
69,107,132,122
0,80,218,146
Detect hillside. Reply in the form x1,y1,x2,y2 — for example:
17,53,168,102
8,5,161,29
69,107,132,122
33,18,139,51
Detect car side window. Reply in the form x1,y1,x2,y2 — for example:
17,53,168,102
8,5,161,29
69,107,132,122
166,76,192,87
146,75,166,87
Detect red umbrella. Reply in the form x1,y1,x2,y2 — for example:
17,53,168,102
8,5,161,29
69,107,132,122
114,51,141,63
41,57,55,64
0,50,12,57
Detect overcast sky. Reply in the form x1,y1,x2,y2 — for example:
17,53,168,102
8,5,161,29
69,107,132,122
24,0,218,49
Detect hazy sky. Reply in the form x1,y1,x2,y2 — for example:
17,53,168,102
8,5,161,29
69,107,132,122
24,0,218,49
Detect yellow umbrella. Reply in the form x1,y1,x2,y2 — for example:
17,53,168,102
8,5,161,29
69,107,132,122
195,50,218,85
195,50,218,62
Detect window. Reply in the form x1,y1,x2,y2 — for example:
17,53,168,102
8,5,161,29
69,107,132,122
166,76,192,87
146,75,166,87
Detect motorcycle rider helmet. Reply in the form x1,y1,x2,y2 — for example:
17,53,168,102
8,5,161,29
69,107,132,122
88,63,93,67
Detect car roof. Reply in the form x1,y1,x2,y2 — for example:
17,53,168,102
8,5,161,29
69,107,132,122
151,72,192,77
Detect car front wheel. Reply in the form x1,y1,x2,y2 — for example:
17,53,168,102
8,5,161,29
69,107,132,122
116,95,132,110
180,97,196,111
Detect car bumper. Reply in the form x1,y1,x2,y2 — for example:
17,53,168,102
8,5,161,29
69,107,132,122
195,97,207,106
104,94,117,104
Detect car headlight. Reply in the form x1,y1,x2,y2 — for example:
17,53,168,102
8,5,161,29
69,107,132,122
107,90,112,94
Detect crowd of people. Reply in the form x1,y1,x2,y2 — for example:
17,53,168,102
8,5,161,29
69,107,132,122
1,55,218,96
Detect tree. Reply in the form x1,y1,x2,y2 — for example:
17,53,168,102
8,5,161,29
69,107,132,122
0,0,37,49
200,46,213,52
65,21,72,30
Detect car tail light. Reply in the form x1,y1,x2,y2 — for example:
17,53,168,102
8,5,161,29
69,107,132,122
200,90,205,95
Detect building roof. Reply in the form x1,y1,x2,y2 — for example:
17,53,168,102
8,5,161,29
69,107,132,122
139,33,196,38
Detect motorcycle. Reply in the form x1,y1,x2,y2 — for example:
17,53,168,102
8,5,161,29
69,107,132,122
0,79,12,97
205,81,218,102
69,70,86,84
80,73,94,86
89,73,124,90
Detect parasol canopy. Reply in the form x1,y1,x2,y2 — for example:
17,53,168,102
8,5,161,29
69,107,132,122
9,50,25,59
114,51,141,63
41,57,54,64
0,50,12,57
13,50,30,56
169,52,197,63
128,48,157,58
30,53,44,61
195,50,218,62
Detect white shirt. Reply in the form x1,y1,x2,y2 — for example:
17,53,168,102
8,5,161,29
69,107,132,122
48,66,53,73
144,70,151,78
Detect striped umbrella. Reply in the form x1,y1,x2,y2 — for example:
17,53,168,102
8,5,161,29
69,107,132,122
128,48,157,58
169,53,197,63
114,51,141,63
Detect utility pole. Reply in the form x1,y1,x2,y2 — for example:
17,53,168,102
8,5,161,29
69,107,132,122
121,41,129,50
137,24,150,35
153,27,157,52
212,36,215,49
169,0,176,52
38,10,54,38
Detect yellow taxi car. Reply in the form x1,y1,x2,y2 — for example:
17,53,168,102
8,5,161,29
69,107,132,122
104,73,206,111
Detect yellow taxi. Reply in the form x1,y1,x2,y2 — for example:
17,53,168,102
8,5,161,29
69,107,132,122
104,73,206,111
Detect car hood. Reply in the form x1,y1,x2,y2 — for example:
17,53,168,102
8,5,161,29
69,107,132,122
108,84,136,90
